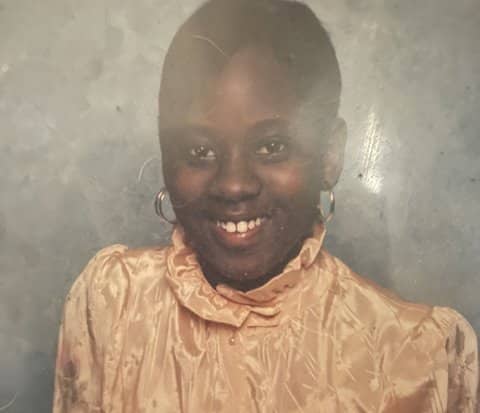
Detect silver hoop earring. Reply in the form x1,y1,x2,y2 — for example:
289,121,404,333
154,188,177,225
317,190,335,223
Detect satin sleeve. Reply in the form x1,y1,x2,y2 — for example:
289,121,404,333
53,245,128,413
444,310,479,412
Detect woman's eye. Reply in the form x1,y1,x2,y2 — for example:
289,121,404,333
189,145,216,161
255,140,287,156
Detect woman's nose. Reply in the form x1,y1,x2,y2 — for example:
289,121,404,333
210,153,261,203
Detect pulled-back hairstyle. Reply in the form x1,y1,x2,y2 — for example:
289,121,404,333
159,0,341,132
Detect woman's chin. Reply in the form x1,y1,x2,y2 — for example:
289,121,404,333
199,251,283,290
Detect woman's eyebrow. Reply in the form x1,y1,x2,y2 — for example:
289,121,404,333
247,118,290,136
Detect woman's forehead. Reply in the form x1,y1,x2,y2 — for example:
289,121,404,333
169,45,297,131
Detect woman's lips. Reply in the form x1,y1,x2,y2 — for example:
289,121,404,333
209,216,268,249
216,217,266,233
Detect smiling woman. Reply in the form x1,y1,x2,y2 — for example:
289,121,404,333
160,43,339,291
158,0,345,292
53,0,478,412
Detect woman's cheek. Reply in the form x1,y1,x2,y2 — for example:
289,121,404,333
171,165,213,203
260,161,315,199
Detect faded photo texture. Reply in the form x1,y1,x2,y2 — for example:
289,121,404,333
0,0,479,411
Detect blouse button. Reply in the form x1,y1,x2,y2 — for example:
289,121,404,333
229,336,236,345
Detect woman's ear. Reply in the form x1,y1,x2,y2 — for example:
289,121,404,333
318,117,347,190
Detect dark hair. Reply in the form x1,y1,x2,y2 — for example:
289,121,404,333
159,0,341,128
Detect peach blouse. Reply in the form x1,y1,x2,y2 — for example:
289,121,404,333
53,225,478,412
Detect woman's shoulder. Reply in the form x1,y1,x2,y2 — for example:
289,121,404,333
66,243,172,304
317,251,478,410
318,249,477,345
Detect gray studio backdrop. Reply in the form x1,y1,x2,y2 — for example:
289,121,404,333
1,0,479,411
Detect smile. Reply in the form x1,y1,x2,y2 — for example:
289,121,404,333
215,217,266,234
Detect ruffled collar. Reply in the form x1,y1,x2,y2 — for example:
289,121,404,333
165,224,326,328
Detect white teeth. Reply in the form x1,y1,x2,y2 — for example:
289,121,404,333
226,222,237,233
237,221,248,233
216,217,265,234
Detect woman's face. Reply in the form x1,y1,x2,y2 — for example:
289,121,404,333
161,46,336,286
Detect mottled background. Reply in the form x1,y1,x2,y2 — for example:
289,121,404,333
0,0,479,411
